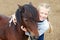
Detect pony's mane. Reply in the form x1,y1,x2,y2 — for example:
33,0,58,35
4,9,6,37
15,8,22,24
23,4,39,21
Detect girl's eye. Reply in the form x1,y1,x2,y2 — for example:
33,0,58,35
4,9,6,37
45,13,48,15
41,12,44,14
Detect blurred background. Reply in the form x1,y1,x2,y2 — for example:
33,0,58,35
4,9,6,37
0,0,60,40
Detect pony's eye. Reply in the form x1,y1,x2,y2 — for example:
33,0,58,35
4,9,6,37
24,18,28,21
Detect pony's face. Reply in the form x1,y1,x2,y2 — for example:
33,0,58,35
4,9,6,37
21,4,39,38
17,4,39,38
22,16,39,37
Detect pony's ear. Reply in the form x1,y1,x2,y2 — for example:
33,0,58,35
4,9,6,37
29,2,32,6
17,4,22,8
17,4,26,13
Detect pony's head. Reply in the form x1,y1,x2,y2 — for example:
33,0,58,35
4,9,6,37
15,3,39,38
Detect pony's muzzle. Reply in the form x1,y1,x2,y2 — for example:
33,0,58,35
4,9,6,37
30,35,39,40
30,32,39,40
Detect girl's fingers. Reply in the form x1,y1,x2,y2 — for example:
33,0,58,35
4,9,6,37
21,26,27,32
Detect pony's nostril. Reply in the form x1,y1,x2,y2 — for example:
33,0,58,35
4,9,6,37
30,36,39,40
34,36,39,40
35,36,39,39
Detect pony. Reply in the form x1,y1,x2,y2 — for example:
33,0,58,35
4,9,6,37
0,3,39,40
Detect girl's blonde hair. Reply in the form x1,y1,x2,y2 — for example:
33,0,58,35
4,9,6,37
38,3,51,21
38,3,51,13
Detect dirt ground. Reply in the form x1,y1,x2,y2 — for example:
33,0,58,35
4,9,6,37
0,0,60,40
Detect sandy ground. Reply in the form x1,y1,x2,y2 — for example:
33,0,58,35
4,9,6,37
0,0,60,40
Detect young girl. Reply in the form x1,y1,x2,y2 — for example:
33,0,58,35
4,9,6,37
37,3,50,40
21,3,53,40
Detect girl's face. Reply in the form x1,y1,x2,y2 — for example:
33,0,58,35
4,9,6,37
38,8,49,21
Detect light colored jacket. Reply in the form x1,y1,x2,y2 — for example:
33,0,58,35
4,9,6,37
37,19,49,36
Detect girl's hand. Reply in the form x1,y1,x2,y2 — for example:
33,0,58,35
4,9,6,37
21,26,27,32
